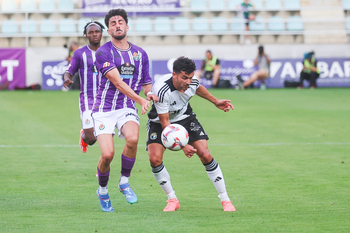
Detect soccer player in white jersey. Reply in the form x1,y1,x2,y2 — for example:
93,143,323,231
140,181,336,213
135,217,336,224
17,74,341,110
92,9,157,212
63,21,105,153
147,56,236,212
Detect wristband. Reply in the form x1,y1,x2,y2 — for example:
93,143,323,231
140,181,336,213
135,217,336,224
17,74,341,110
147,91,153,96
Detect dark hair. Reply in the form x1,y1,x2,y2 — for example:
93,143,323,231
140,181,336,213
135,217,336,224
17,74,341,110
83,21,105,36
105,8,128,28
206,50,212,54
173,56,196,74
258,45,264,55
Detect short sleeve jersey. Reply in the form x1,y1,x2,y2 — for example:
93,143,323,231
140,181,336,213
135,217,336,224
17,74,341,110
241,3,253,19
66,45,99,112
92,41,152,113
148,74,200,123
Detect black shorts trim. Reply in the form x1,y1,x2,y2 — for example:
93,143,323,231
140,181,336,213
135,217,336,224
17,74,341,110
146,115,209,146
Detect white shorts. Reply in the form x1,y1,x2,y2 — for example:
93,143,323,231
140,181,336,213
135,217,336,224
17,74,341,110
80,110,93,129
92,108,140,139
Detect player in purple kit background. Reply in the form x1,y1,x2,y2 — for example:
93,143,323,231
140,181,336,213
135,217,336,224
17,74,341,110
92,9,158,212
63,21,105,153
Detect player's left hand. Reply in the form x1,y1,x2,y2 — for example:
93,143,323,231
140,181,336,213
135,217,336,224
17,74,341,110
182,144,197,158
215,99,234,112
147,94,159,103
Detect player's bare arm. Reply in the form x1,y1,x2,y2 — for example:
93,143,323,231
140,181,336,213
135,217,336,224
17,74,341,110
195,84,234,112
106,68,150,114
142,84,158,103
63,72,74,89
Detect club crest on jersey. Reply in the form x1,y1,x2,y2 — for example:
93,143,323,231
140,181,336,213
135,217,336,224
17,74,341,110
133,52,140,61
103,62,110,68
85,119,90,125
118,62,136,79
99,124,105,130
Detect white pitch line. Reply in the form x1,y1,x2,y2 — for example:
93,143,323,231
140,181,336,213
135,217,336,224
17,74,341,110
0,142,350,148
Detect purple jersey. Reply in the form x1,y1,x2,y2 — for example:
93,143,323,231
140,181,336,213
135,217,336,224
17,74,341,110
66,45,99,113
93,41,152,113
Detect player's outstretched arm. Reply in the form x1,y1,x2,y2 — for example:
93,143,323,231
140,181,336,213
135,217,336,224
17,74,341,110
195,84,234,112
106,68,150,114
143,84,159,103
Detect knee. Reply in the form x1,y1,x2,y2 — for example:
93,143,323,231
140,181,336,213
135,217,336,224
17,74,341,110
197,149,212,164
125,135,139,149
101,151,114,164
149,155,163,168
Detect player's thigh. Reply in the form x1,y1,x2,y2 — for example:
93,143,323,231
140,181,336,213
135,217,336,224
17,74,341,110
115,108,140,139
97,134,115,159
191,140,213,164
121,121,140,144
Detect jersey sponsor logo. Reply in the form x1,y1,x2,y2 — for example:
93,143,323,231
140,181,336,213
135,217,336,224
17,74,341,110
103,62,110,68
133,52,140,61
99,124,105,130
150,132,157,140
118,62,136,79
85,119,90,125
92,65,98,75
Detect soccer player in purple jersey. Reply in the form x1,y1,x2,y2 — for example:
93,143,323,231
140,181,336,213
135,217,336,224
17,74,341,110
92,9,158,212
63,21,105,153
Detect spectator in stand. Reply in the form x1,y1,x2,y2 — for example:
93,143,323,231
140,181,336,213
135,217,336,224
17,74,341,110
298,51,320,89
238,0,256,44
194,50,221,87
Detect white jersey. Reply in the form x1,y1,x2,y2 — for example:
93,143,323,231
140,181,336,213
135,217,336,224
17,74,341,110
148,73,200,123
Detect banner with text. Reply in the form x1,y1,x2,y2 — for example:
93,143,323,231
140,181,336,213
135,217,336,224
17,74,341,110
82,0,181,17
0,48,26,90
151,58,350,88
42,60,68,90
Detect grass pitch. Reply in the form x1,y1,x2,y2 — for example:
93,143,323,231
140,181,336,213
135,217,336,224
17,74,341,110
0,88,349,232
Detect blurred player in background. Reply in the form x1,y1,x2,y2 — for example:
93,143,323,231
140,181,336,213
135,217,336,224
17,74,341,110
63,21,105,153
146,56,236,212
93,9,157,212
195,50,221,87
237,45,270,90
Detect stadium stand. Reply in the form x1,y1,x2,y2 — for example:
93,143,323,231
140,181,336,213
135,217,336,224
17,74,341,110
0,0,349,47
1,19,18,35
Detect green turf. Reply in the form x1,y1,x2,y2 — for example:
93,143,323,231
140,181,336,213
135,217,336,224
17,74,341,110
0,88,349,232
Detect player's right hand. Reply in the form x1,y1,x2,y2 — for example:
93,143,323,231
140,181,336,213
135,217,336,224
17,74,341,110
140,98,151,115
182,144,197,158
63,78,73,89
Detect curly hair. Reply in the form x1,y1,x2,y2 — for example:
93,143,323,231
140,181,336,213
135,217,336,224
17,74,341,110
83,21,105,36
104,8,128,28
173,56,196,74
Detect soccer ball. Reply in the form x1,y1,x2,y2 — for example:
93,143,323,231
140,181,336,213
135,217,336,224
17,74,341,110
161,124,189,151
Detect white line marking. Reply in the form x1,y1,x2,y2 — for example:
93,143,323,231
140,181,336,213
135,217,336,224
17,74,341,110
0,142,349,148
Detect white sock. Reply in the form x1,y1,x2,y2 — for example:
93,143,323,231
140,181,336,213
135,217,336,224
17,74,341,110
119,175,129,185
205,160,230,202
99,186,108,195
152,163,176,200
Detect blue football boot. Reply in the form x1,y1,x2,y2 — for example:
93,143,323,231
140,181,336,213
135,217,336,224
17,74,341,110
96,189,114,212
119,183,138,204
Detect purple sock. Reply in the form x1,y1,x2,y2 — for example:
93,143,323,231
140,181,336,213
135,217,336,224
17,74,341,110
121,154,135,177
97,167,110,187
